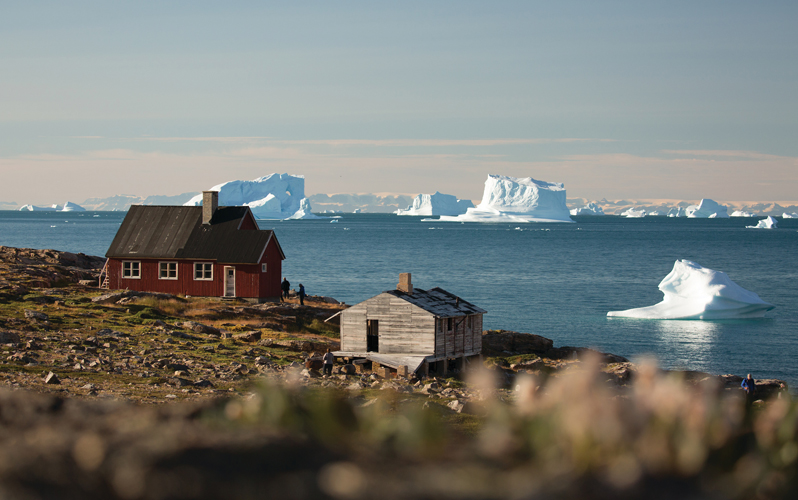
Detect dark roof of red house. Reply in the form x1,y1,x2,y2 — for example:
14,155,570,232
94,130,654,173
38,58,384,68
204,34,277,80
105,205,285,263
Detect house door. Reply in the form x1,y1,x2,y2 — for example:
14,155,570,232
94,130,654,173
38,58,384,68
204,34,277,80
224,266,235,297
366,319,379,352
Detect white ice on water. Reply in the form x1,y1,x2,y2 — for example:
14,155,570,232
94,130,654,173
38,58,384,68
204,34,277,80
685,199,729,218
396,191,474,216
436,175,573,223
621,207,647,218
184,173,323,219
746,216,778,229
783,212,798,219
570,202,605,216
731,210,757,217
667,207,686,217
19,204,60,211
60,202,86,212
607,259,774,320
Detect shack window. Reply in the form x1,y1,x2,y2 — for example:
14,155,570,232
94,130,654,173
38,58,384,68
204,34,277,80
122,261,140,279
194,262,213,280
367,319,379,352
447,318,453,331
261,263,267,272
159,262,177,280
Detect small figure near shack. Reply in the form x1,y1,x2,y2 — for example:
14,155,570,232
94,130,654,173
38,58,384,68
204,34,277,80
322,349,334,376
298,283,306,306
281,277,290,302
741,373,756,405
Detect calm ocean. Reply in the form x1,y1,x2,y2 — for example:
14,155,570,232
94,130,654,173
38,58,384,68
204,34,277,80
2,211,796,386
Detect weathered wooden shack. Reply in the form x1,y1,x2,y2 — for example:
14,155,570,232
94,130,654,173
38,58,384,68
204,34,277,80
102,191,285,302
333,273,486,377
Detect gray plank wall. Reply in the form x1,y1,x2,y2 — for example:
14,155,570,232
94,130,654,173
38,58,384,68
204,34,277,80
341,293,484,357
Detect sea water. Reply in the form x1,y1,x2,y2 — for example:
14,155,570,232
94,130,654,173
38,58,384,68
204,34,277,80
1,211,796,386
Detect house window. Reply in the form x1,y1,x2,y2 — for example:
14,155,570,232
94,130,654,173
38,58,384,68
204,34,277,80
261,263,267,272
159,262,178,280
122,261,140,279
447,318,453,331
194,262,213,280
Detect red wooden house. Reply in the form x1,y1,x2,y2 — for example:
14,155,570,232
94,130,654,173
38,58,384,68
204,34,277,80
102,191,285,302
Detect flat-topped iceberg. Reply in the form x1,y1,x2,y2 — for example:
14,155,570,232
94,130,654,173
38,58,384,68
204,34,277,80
731,210,757,217
746,216,778,229
396,192,474,216
570,202,605,216
607,260,774,320
686,199,729,218
184,173,322,219
621,207,647,218
19,204,60,211
437,175,573,223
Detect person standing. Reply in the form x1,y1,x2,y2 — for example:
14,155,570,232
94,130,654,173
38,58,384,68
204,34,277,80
298,283,306,306
281,277,290,302
322,349,334,376
741,373,756,406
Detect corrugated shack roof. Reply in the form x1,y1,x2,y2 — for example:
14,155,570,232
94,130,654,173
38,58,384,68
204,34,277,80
386,287,487,317
106,205,284,263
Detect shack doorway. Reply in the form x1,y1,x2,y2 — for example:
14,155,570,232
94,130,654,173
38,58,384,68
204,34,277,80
367,319,379,352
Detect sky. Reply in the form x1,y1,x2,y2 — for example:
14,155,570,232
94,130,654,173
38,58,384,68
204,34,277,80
1,0,797,205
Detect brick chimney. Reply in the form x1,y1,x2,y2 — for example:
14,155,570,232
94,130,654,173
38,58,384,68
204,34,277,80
397,273,413,294
202,191,219,225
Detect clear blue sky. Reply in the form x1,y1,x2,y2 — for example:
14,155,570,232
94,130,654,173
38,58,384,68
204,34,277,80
1,1,796,204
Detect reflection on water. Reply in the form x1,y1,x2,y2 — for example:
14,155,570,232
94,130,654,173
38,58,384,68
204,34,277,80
655,320,721,371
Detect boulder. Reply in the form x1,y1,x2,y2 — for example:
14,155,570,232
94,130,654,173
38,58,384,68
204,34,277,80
24,309,49,321
44,372,60,384
482,330,553,356
232,331,261,342
545,346,629,364
181,321,221,336
0,331,20,344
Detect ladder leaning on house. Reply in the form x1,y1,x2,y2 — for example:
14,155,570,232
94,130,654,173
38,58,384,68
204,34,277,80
98,259,110,289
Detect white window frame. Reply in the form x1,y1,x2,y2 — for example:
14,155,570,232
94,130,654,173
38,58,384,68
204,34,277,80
122,261,141,279
261,263,267,273
194,262,213,281
159,261,178,280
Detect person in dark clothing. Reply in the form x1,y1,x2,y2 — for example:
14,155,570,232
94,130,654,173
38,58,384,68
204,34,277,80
322,349,334,376
281,278,290,301
741,373,756,406
298,284,306,306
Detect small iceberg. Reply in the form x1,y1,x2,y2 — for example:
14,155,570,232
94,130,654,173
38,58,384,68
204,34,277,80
570,202,605,216
667,207,686,217
731,210,757,217
396,191,474,216
621,207,647,218
607,259,774,320
783,212,798,219
746,216,778,229
686,199,729,218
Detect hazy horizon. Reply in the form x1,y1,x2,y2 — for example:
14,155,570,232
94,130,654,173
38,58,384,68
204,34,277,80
2,2,796,205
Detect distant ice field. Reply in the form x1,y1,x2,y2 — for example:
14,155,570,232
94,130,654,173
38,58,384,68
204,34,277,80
2,211,797,387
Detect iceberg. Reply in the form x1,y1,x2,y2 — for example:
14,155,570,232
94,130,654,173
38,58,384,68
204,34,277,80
607,260,774,320
184,173,322,219
437,175,573,223
648,210,664,216
685,199,729,218
19,204,60,211
570,202,605,216
61,201,86,212
621,207,647,218
667,207,686,217
746,216,778,229
396,192,474,216
783,212,798,219
731,210,757,217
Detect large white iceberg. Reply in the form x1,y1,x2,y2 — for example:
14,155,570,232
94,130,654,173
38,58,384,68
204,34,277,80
437,175,573,223
19,204,60,211
570,202,605,216
685,199,729,218
184,173,322,219
61,201,86,212
731,210,757,217
607,260,774,320
746,216,778,229
396,192,474,216
621,207,647,218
